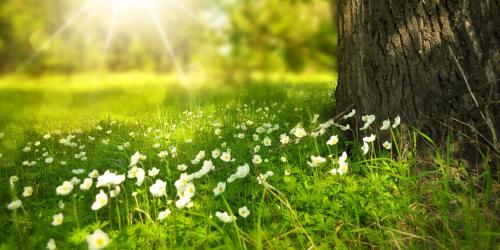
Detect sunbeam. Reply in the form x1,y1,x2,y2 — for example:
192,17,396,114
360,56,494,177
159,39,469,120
145,0,186,83
68,0,100,42
19,0,96,70
167,0,206,27
98,0,123,72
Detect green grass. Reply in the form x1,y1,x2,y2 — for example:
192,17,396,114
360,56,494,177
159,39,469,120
0,74,498,249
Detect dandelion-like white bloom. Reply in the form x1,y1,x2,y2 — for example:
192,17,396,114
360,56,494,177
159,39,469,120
383,141,392,150
211,149,221,159
237,133,245,139
343,109,356,119
86,229,110,250
327,135,339,145
128,166,145,186
220,151,231,162
279,133,290,144
238,206,250,218
56,181,74,196
252,134,259,141
256,127,265,134
337,161,349,175
80,178,93,190
130,151,146,166
191,151,206,164
153,143,161,149
215,211,236,223
149,180,167,197
214,128,221,135
293,127,307,138
263,137,272,146
7,199,22,210
363,134,376,143
148,167,160,177
256,171,274,185
46,238,56,250
213,182,226,196
360,115,376,130
91,190,108,211
307,155,327,167
227,164,250,183
280,156,287,163
284,169,292,176
51,213,64,226
252,155,262,165
361,142,369,155
330,168,338,175
158,209,171,220
392,116,401,128
175,196,191,209
23,186,33,197
380,119,391,130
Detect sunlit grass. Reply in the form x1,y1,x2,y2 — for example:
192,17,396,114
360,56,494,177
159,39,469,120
0,74,497,249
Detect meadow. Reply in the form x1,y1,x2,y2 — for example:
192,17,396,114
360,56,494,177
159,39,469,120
0,74,497,249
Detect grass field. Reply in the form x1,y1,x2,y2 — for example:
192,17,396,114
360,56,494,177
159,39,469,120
0,74,498,249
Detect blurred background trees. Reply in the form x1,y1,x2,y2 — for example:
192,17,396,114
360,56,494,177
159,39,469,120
0,0,337,79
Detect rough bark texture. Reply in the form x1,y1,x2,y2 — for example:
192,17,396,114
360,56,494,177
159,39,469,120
335,0,500,154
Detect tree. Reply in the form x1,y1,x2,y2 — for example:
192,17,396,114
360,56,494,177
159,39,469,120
334,0,499,155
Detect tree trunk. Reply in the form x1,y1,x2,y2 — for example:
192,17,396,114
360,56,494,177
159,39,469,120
335,0,499,153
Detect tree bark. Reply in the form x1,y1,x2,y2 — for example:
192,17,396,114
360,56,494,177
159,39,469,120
335,0,499,152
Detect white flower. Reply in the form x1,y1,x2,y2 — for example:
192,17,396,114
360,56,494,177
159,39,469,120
130,151,146,166
263,137,272,146
128,167,145,186
149,179,167,197
86,229,110,250
227,164,250,183
256,127,265,134
330,168,338,175
311,114,320,123
337,161,349,175
46,238,56,250
253,145,261,153
256,171,274,184
380,119,390,130
23,186,33,197
327,135,339,145
7,200,22,210
158,209,171,220
89,170,99,178
71,169,86,175
293,127,307,138
96,171,125,187
177,164,188,171
148,167,160,177
363,134,376,143
360,115,376,130
43,134,51,140
175,196,191,209
284,169,292,176
252,134,259,141
252,155,262,165
213,182,226,196
362,142,369,155
279,134,290,144
110,186,121,198
220,151,231,162
215,211,236,223
80,178,93,190
51,213,64,226
237,133,245,139
214,128,221,135
280,156,287,163
56,181,74,196
211,149,221,159
58,200,65,209
158,151,168,159
343,109,356,119
192,160,215,179
45,157,54,164
237,206,250,218
339,124,350,131
392,116,401,128
339,151,348,163
91,190,108,210
153,143,161,149
383,141,392,150
191,151,206,164
307,155,326,167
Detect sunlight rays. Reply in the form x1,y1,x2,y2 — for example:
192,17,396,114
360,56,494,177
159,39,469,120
98,0,123,72
145,0,186,83
20,0,97,70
